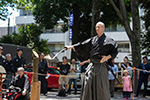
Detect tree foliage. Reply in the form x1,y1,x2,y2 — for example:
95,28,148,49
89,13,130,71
0,24,50,54
0,0,14,20
32,0,126,42
140,0,150,56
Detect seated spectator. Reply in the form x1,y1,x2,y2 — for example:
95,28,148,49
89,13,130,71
6,67,29,100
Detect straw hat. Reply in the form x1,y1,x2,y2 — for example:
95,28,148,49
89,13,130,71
123,70,129,74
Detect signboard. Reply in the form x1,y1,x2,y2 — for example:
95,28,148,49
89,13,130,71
69,13,73,41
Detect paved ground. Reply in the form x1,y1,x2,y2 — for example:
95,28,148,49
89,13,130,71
40,90,150,100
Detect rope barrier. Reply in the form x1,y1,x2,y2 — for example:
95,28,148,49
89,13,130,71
25,67,150,78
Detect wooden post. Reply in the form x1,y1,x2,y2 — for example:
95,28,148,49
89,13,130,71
132,67,135,100
30,51,41,100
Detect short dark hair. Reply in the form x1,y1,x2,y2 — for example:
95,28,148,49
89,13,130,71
16,48,23,52
124,56,128,60
127,62,132,66
142,56,148,60
62,56,67,60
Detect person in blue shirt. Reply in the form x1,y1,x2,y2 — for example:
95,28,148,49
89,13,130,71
108,59,118,97
135,56,150,98
126,62,133,79
121,56,128,77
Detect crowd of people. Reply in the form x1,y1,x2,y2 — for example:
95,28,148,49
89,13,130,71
1,46,150,100
0,46,29,100
108,56,150,99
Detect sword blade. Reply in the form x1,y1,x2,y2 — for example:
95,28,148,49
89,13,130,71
52,48,66,59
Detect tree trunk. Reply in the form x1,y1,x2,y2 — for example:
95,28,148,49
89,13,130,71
110,0,141,92
71,4,81,59
130,0,141,91
91,0,100,37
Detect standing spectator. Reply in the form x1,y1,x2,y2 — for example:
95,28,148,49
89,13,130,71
108,59,118,98
135,56,150,98
79,59,90,84
13,48,26,74
4,54,15,89
0,46,6,67
38,53,48,96
122,70,132,99
58,56,70,95
121,56,128,77
126,62,133,78
68,59,79,95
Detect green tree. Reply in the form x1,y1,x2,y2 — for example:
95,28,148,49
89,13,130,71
109,0,141,91
0,24,50,54
31,0,128,58
109,0,141,68
140,0,150,56
0,0,14,20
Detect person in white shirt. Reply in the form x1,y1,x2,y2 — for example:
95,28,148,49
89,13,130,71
68,59,79,95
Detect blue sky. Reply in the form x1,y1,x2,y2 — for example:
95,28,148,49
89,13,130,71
0,7,19,27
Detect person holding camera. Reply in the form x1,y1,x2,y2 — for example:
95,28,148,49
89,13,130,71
68,58,79,95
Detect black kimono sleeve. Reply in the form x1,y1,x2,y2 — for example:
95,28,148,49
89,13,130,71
73,38,92,61
110,40,118,59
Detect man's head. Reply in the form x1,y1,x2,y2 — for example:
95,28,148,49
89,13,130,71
18,67,24,76
0,46,4,54
142,56,148,64
96,22,105,35
16,48,23,56
40,53,45,60
62,56,67,63
71,58,76,64
6,53,12,61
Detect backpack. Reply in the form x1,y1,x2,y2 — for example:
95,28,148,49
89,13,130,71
57,89,66,97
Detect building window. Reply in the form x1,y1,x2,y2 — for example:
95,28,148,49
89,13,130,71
105,25,125,32
20,9,32,16
105,25,117,32
118,43,130,53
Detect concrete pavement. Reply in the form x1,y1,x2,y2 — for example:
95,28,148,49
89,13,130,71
40,90,150,100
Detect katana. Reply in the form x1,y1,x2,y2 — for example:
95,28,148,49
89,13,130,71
52,48,66,59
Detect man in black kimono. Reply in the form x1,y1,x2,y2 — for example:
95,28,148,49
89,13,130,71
38,53,48,96
7,67,29,100
65,22,118,100
13,48,26,74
